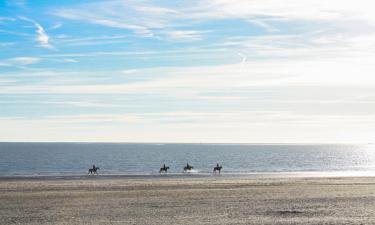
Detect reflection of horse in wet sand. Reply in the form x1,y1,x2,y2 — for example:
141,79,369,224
213,163,222,174
88,165,99,175
159,164,170,173
183,163,194,172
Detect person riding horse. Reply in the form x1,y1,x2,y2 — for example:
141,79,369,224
213,163,222,174
88,165,99,175
183,163,194,172
159,164,170,173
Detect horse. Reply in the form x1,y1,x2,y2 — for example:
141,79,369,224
183,163,194,172
88,166,99,175
213,164,222,174
159,164,170,173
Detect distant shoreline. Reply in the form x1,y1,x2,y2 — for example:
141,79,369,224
0,141,368,145
1,171,375,181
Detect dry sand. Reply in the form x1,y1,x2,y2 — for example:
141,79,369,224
1,176,375,225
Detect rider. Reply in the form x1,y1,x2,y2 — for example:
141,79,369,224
92,164,96,170
216,163,219,168
163,164,166,169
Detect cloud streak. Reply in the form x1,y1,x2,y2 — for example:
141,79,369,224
0,57,40,67
18,16,53,49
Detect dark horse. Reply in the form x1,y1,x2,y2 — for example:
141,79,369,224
213,163,222,174
183,163,194,172
159,164,170,173
88,165,99,175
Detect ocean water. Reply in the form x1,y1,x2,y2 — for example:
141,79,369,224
0,143,375,176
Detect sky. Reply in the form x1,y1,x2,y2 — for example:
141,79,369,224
1,0,375,143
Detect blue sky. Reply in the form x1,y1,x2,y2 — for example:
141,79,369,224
1,0,375,142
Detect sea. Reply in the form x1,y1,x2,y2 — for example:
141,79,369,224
1,143,375,177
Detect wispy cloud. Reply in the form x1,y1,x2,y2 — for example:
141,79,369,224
1,111,375,142
53,1,160,37
6,0,27,8
54,34,132,47
190,0,375,24
49,22,62,30
62,58,78,63
165,30,208,41
2,55,375,94
0,17,15,22
18,16,53,49
52,1,208,40
0,57,40,67
248,19,279,32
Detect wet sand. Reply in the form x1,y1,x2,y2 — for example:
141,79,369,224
1,176,375,224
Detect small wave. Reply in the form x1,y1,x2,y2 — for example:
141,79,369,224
184,169,199,173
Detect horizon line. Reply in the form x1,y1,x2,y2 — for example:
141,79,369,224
0,141,371,145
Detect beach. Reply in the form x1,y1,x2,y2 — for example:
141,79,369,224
1,176,375,224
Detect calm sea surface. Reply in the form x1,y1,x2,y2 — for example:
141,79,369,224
1,143,375,176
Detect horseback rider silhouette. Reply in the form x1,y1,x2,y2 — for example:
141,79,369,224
159,164,169,173
213,163,222,173
88,164,99,175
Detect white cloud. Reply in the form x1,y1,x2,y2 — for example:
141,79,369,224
0,57,40,67
18,16,53,49
55,34,132,47
49,22,62,30
63,58,78,63
53,1,162,37
10,57,40,65
0,17,15,22
50,0,375,50
165,30,207,41
192,0,375,24
1,111,375,142
52,1,210,40
248,19,279,32
1,54,375,95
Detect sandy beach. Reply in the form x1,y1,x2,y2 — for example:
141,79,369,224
1,176,375,225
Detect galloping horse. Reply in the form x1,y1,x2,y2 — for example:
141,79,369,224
159,164,170,173
183,163,194,172
213,163,222,174
88,165,100,175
